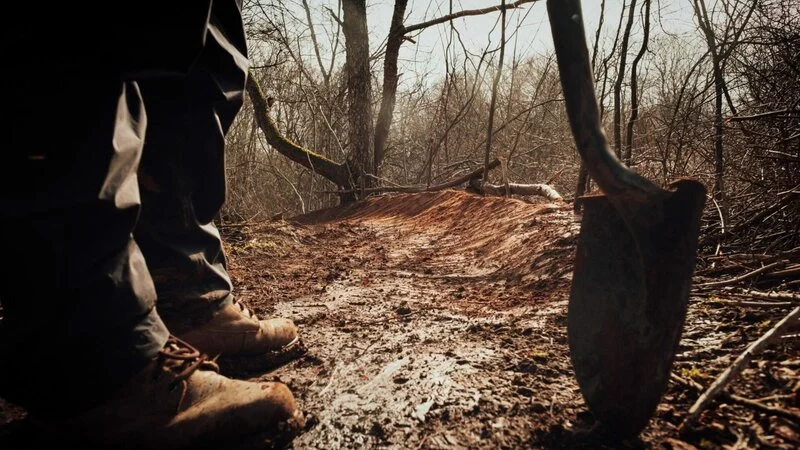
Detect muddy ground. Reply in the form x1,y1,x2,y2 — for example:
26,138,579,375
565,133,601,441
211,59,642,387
1,190,798,449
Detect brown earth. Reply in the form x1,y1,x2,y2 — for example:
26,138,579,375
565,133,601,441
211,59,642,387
1,190,798,449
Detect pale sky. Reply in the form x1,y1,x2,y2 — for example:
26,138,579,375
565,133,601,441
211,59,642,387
283,1,700,86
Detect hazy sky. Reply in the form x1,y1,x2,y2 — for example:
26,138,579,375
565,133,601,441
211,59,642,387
288,1,700,85
376,0,697,76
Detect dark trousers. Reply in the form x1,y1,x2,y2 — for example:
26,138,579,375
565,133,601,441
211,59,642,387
0,0,248,415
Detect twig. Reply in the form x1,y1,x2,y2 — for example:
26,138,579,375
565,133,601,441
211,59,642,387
672,374,800,423
711,196,726,244
699,191,798,247
323,6,344,27
680,306,800,431
703,248,800,261
692,290,799,303
546,167,567,185
727,108,797,122
671,372,704,391
318,362,339,397
743,290,800,301
704,299,796,308
765,264,800,279
696,260,787,288
727,393,800,423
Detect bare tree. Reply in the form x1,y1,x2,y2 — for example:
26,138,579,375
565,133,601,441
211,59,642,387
342,0,374,193
613,0,638,160
575,0,607,209
623,0,651,166
373,0,409,178
692,0,758,224
483,0,508,182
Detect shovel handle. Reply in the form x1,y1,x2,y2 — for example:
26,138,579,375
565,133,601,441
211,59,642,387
546,0,662,202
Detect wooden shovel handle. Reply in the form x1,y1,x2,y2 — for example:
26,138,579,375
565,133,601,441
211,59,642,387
546,0,662,203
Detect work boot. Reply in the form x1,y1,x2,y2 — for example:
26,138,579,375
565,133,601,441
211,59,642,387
34,336,304,450
175,297,306,369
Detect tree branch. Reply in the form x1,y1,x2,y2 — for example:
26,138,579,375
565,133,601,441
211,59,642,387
727,108,797,122
246,74,352,188
404,0,538,34
301,0,330,83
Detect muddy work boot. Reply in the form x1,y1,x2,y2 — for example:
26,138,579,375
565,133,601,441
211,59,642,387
36,337,304,449
175,298,306,370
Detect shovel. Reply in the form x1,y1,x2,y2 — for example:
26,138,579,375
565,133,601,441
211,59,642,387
546,0,707,438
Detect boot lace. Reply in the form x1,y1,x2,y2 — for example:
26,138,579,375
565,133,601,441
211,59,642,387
156,336,220,410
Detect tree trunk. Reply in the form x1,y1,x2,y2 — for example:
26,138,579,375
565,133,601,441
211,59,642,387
373,0,409,179
342,0,374,194
575,0,607,210
483,0,508,181
574,165,590,211
301,0,330,85
693,0,729,224
623,0,651,166
712,61,727,221
613,0,637,160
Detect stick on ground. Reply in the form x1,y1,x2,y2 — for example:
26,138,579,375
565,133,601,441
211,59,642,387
679,306,800,431
743,289,800,302
696,260,787,288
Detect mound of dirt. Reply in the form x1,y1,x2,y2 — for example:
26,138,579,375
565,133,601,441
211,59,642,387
294,190,578,307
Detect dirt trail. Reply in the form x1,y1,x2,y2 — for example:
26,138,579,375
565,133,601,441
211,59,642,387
1,190,797,449
226,191,582,449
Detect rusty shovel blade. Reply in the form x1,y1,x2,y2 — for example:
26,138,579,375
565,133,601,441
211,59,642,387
546,0,708,437
568,180,706,437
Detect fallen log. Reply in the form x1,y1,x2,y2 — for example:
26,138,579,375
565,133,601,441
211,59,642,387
329,165,564,203
325,159,501,195
468,180,564,201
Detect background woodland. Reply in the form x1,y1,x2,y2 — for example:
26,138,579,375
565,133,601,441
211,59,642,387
222,0,798,255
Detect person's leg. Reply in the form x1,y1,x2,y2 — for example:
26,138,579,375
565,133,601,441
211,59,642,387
0,3,303,446
0,66,168,415
134,0,302,362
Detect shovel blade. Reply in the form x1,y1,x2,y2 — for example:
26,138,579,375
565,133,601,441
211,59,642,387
567,179,706,438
